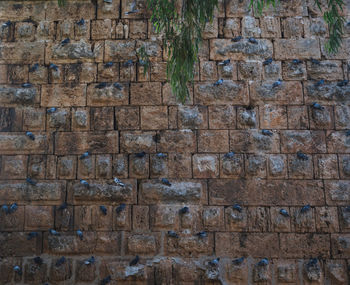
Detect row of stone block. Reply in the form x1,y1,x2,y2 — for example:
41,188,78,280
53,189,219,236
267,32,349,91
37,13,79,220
0,179,349,206
2,204,350,233
0,255,348,284
1,152,350,180
2,104,350,132
1,231,350,259
1,130,350,154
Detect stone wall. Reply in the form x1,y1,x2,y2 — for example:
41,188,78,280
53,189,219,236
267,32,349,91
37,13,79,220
0,0,350,283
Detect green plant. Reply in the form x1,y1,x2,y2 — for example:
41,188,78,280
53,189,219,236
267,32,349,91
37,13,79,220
58,0,345,102
148,0,218,103
250,0,345,54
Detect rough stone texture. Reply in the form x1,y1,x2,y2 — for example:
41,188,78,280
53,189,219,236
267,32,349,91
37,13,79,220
0,0,348,283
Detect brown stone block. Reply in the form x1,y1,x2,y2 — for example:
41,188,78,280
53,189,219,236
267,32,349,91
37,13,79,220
112,154,129,178
68,179,137,205
44,232,96,254
115,106,140,130
121,0,150,19
97,62,119,82
198,130,229,153
288,154,314,179
270,207,291,232
0,180,66,205
280,233,330,258
287,105,309,129
0,232,40,256
75,259,96,282
331,234,350,258
130,82,162,105
194,81,248,105
57,156,77,179
210,39,273,61
55,205,74,231
50,257,73,282
0,155,27,179
90,107,114,130
150,153,168,178
105,40,137,61
0,132,52,154
87,83,129,106
126,232,161,256
74,205,93,231
91,19,115,39
220,153,245,178
203,206,224,231
259,104,287,129
215,232,279,257
27,155,46,179
281,130,326,153
325,180,350,206
304,82,350,105
46,40,104,63
326,131,350,153
25,206,54,231
47,108,71,131
208,105,236,129
325,260,348,285
165,232,214,257
178,105,207,130
55,131,118,155
168,153,192,178
113,204,131,230
139,179,207,205
120,131,156,153
247,206,270,232
0,205,24,231
129,153,149,178
250,81,303,105
95,232,121,254
96,154,112,179
0,42,44,64
0,85,40,107
314,154,339,179
150,205,180,230
274,39,320,60
97,0,120,19
158,130,196,153
24,258,48,284
23,108,46,131
208,179,325,206
193,154,219,178
230,130,280,153
132,205,149,231
315,207,339,233
46,1,95,20
41,84,86,107
141,106,168,130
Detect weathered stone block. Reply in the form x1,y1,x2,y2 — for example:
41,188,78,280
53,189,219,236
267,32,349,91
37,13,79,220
120,131,156,153
0,132,52,154
230,130,280,153
274,39,320,59
46,40,103,63
209,179,324,206
41,84,86,107
0,85,39,107
68,179,137,205
210,39,273,61
139,180,206,204
55,131,118,154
